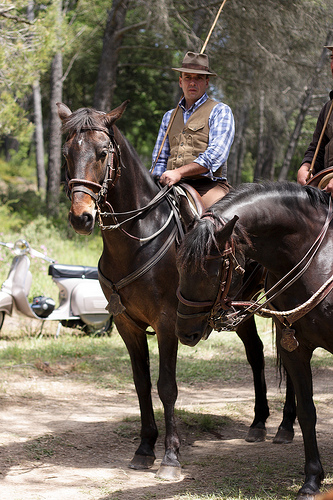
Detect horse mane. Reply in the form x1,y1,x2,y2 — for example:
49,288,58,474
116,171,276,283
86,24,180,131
61,107,108,135
177,181,330,272
209,181,329,213
177,216,219,273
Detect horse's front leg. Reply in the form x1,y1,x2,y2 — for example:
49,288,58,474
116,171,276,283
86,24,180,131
278,331,324,499
116,318,158,470
155,327,181,480
236,317,269,442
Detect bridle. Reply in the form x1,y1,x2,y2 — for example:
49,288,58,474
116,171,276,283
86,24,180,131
176,215,246,332
177,198,333,332
64,124,184,332
66,126,121,211
65,126,182,242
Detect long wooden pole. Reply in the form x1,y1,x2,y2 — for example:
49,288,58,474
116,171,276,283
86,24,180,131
200,0,228,54
151,0,228,174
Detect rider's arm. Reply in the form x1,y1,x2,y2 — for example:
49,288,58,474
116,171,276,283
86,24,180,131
159,162,208,186
297,163,311,185
299,102,331,181
194,103,235,178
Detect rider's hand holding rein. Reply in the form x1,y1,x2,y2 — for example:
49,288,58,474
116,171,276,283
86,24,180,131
159,162,208,187
297,163,312,186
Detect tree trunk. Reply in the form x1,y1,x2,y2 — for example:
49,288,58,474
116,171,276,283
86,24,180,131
261,137,275,180
253,89,265,182
27,0,46,195
33,80,46,194
278,31,333,181
93,0,130,111
47,51,63,217
228,100,249,187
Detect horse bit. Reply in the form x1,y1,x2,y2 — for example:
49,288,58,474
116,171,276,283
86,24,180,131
64,125,183,327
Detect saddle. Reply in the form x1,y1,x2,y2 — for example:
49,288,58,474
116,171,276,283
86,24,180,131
173,181,206,227
305,167,333,189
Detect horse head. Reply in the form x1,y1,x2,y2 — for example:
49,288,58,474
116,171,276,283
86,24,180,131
175,214,242,346
57,101,129,235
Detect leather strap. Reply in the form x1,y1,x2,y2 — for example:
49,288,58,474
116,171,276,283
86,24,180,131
98,224,178,293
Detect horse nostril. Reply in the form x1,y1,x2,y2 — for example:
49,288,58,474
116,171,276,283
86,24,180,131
82,212,93,225
69,211,95,235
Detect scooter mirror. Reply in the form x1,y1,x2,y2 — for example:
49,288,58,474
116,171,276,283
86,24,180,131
14,239,30,256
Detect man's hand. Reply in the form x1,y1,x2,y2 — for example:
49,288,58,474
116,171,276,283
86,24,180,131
323,177,333,196
159,169,182,187
297,162,333,197
159,162,209,187
297,163,312,185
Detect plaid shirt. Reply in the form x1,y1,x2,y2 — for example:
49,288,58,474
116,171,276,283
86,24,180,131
151,93,235,180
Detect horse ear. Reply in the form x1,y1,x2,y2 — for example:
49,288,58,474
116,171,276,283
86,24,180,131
216,215,239,248
57,102,72,121
104,100,129,128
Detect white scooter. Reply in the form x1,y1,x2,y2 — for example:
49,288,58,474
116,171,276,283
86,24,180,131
0,239,112,337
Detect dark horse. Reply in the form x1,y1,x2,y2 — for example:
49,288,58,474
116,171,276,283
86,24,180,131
57,101,295,479
176,181,333,498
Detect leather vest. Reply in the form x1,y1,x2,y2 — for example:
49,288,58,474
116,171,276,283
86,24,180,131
324,99,333,169
167,98,224,178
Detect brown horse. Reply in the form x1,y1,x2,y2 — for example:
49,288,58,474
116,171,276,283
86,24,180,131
176,181,333,498
57,101,295,479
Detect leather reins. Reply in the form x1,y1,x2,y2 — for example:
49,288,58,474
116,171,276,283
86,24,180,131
65,126,181,333
177,199,333,331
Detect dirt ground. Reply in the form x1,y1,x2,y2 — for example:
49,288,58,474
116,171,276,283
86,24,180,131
1,335,333,500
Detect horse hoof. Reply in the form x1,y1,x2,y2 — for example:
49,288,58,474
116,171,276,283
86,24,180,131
155,464,183,481
245,427,267,442
296,494,316,500
129,454,155,470
273,428,294,444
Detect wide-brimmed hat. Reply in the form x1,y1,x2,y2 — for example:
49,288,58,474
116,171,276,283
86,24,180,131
172,51,217,76
324,45,333,50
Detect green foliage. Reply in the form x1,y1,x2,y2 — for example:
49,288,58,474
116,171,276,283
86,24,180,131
241,153,256,183
0,92,34,139
2,0,333,209
0,1,57,138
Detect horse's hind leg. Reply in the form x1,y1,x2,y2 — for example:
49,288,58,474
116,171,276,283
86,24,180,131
236,317,269,442
155,329,181,480
278,339,324,497
273,369,296,444
117,321,158,470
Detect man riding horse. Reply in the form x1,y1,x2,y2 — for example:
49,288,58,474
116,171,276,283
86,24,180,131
151,51,235,208
297,45,333,195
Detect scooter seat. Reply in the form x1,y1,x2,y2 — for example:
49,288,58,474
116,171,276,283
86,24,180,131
48,264,99,280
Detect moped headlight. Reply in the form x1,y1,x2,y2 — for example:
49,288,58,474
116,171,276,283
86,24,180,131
14,239,30,255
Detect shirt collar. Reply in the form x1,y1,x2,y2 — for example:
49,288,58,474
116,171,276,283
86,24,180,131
179,93,208,113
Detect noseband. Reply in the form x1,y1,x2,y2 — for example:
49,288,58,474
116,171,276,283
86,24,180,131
177,217,245,331
66,127,121,208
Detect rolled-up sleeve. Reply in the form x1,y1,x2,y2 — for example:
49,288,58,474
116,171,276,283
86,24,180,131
194,103,235,175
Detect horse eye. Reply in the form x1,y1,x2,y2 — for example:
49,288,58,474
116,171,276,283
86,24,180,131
99,150,108,160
